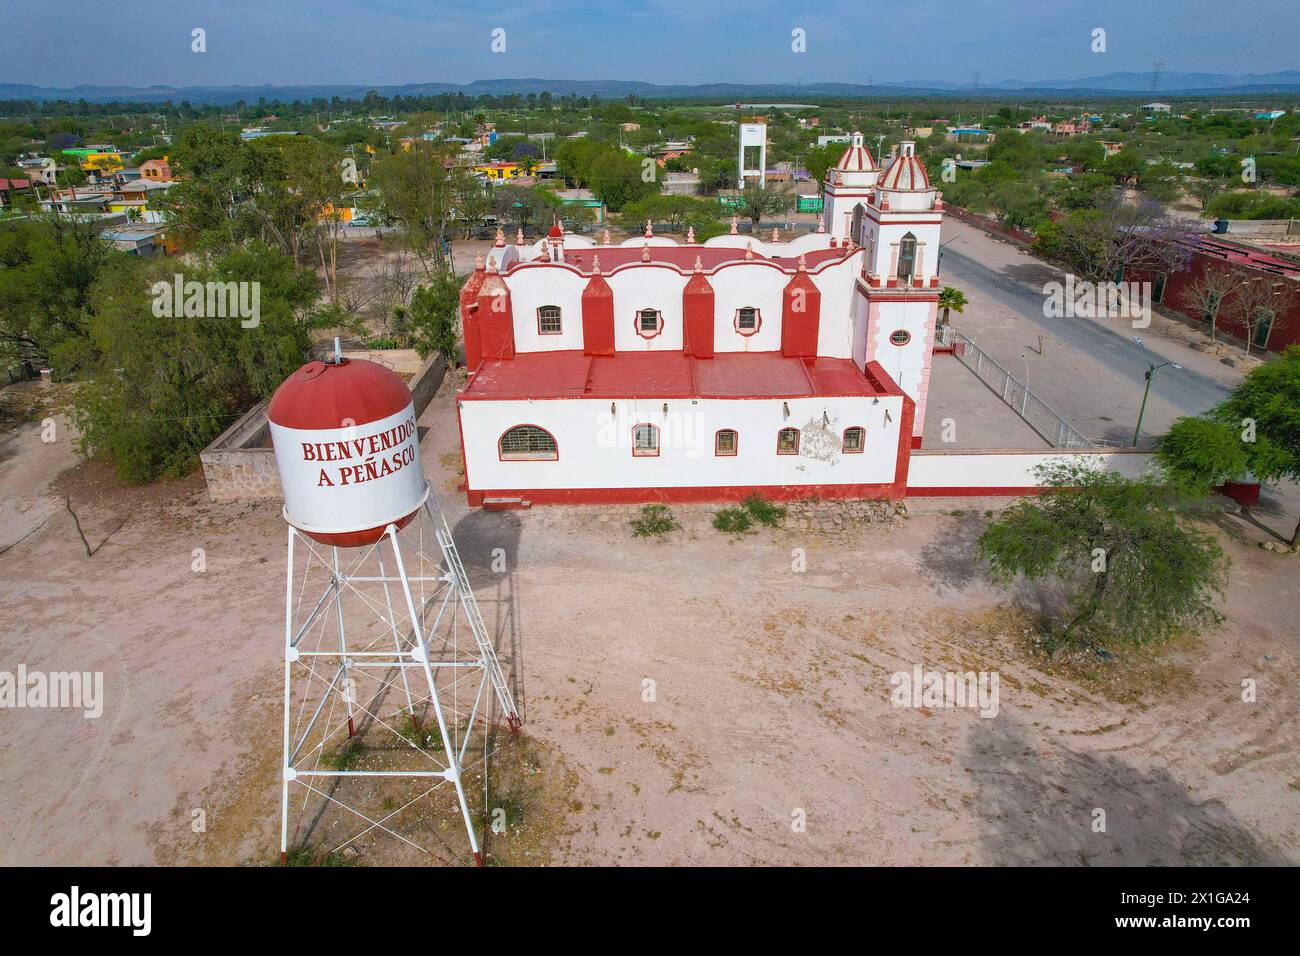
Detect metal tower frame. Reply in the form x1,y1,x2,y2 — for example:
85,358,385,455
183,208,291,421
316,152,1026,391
278,483,519,866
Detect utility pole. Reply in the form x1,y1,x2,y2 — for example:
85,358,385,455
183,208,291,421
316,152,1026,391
1131,337,1181,446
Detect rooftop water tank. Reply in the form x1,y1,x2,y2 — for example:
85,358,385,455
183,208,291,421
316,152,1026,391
268,357,427,547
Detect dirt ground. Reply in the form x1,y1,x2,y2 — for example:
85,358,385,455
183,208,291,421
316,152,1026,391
0,373,1296,867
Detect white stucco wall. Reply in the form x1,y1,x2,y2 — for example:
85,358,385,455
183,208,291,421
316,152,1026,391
460,394,906,492
907,450,1158,489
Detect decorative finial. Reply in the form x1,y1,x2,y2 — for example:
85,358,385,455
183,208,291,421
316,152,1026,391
771,227,779,242
644,219,653,238
686,225,695,244
592,254,601,274
694,255,703,273
539,242,551,262
730,216,738,235
798,252,807,271
486,256,497,273
494,226,505,247
516,228,524,245
744,241,754,260
474,252,485,271
816,220,825,234
602,227,612,245
641,243,651,262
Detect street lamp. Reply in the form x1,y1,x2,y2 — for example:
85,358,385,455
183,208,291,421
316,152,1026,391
1131,336,1181,446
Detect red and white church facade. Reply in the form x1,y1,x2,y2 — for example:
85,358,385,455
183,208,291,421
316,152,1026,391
455,135,946,506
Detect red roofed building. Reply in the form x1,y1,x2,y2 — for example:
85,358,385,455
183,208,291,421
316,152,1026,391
455,140,945,507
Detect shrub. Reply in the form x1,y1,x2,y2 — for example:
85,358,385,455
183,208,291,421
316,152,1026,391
743,495,786,528
713,507,753,534
630,503,678,537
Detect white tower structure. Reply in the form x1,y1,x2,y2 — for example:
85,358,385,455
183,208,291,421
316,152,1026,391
850,141,945,448
821,131,880,241
738,119,767,188
269,352,519,866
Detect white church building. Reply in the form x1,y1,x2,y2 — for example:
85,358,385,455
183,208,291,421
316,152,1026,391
455,134,946,506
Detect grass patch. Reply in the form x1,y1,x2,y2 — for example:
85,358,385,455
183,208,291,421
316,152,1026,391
320,737,366,771
713,507,753,534
283,845,356,867
630,504,678,537
743,495,786,528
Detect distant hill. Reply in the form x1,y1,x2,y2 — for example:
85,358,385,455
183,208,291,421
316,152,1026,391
2,70,1299,105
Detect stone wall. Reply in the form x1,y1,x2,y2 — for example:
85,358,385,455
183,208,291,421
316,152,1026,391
200,352,448,502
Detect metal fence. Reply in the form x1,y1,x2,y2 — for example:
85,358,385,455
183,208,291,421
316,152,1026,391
951,331,1120,449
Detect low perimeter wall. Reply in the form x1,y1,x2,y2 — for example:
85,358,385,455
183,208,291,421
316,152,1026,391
906,448,1156,496
200,352,447,501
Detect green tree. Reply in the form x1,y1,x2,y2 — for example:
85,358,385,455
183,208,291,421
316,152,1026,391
978,460,1227,652
0,217,119,375
587,149,657,211
937,286,967,327
728,182,794,228
407,269,461,363
71,242,320,483
1159,346,1300,544
369,142,459,275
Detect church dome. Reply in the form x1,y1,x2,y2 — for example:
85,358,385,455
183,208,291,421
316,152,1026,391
878,141,931,191
834,131,877,173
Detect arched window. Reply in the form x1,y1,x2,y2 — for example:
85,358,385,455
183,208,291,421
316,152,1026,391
715,429,738,456
734,307,760,335
777,427,800,455
537,305,562,334
636,309,663,338
633,422,660,457
842,426,865,454
897,232,917,281
499,425,558,461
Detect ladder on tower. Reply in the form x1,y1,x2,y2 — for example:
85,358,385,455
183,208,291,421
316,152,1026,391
432,509,522,732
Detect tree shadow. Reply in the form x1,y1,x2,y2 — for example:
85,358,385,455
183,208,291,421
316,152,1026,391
966,715,1290,865
916,512,986,595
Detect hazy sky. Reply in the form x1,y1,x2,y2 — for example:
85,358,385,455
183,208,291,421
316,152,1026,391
5,0,1298,89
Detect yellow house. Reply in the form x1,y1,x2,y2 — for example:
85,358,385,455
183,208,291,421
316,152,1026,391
475,162,521,181
80,151,125,174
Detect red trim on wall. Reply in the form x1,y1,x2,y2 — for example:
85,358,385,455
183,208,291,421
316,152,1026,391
467,481,904,507
910,435,923,449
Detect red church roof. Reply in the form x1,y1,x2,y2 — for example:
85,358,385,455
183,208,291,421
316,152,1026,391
461,350,901,402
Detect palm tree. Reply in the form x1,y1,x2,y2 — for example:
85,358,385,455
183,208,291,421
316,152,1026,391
938,286,967,328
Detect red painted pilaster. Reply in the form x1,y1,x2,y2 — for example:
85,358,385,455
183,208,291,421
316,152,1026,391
682,268,715,358
581,269,616,356
781,268,821,357
476,269,515,361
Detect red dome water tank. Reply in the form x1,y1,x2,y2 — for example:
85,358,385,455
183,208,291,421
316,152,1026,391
268,358,428,547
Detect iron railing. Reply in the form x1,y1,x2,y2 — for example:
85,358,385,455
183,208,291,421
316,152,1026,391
951,331,1121,449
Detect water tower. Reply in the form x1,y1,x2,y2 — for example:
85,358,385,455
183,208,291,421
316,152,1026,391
269,349,519,865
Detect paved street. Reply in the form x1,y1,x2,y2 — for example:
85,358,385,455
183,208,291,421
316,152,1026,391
935,221,1240,446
